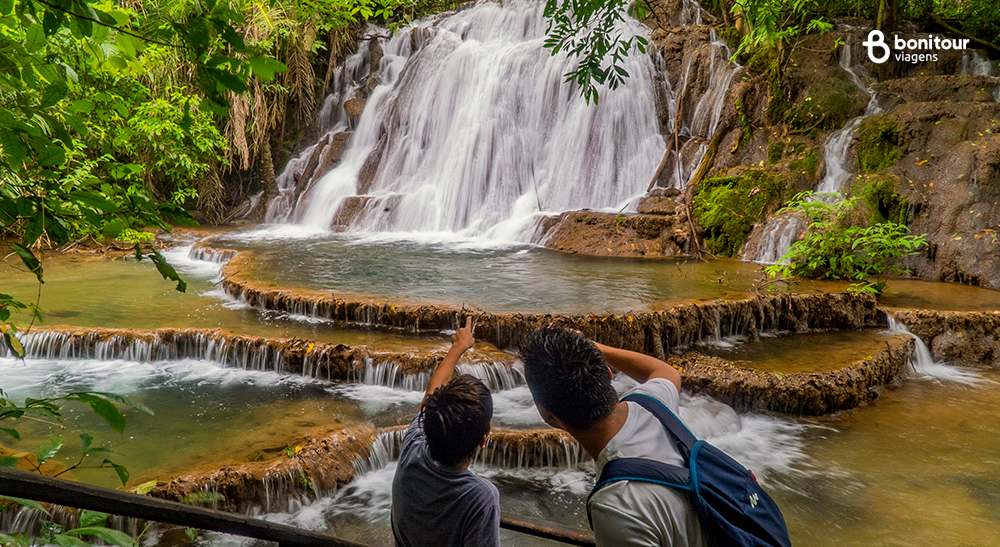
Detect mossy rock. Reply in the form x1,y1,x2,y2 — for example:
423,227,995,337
857,115,904,173
853,175,909,225
768,142,785,165
691,171,791,258
789,147,821,180
785,81,860,133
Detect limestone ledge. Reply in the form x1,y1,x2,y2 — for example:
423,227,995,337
145,426,580,515
675,336,915,415
220,248,886,354
891,309,1000,367
6,325,516,380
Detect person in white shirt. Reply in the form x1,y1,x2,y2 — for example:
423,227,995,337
519,326,706,547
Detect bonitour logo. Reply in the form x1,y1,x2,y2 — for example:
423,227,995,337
862,30,973,64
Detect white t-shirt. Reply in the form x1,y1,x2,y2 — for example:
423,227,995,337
589,378,706,547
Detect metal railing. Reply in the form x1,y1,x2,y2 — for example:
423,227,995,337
0,468,595,546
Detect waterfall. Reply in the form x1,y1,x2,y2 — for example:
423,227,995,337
814,35,882,197
959,51,996,77
742,34,878,264
655,24,739,190
263,0,739,242
740,213,803,264
885,316,989,386
348,357,524,392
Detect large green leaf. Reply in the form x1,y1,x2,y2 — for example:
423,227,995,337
67,394,126,433
51,534,90,547
79,510,109,527
9,242,43,282
0,427,19,440
101,460,129,487
36,144,65,167
63,526,136,547
24,24,45,53
0,496,50,515
91,392,153,416
147,250,187,293
36,436,64,465
247,56,286,82
0,131,26,166
39,81,68,108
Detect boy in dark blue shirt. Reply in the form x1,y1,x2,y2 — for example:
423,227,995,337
391,317,499,547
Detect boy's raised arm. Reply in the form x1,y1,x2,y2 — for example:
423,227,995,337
593,341,681,391
421,316,476,409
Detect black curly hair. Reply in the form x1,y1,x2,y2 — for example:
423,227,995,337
519,326,618,430
421,375,493,466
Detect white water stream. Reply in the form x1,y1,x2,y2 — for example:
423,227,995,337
743,36,879,264
268,0,665,241
260,0,737,244
885,315,990,385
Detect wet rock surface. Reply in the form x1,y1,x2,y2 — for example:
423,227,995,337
674,336,914,415
147,425,376,514
537,211,693,258
891,309,1000,367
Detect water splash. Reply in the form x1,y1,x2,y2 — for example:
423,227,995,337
886,315,990,385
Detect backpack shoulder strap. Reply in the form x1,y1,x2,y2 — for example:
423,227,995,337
586,457,690,528
621,392,698,452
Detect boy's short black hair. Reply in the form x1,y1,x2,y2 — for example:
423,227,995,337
519,326,618,430
421,375,493,466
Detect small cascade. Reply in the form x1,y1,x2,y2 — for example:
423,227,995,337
959,51,996,77
654,17,739,190
742,34,879,265
886,316,988,385
265,42,376,223
814,34,882,197
472,432,588,470
347,357,523,392
352,427,587,476
2,329,286,373
740,213,803,264
353,428,407,476
187,245,237,264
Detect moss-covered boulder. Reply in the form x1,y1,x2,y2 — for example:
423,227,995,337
691,170,791,257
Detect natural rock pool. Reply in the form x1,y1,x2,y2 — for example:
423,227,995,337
3,235,999,546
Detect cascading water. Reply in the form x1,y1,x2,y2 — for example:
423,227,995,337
885,315,989,385
743,34,879,264
815,34,882,197
654,6,739,190
266,0,665,241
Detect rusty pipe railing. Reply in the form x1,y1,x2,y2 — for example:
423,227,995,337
0,468,595,546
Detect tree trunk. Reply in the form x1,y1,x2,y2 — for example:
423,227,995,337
875,0,897,34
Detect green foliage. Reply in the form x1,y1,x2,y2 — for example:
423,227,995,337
541,0,649,104
788,147,819,179
692,171,789,257
0,387,151,486
730,0,833,64
766,191,927,294
116,229,154,244
857,115,903,173
768,142,785,165
785,82,860,134
735,99,753,147
855,176,908,225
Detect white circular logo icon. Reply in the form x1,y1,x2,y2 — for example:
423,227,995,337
863,30,891,64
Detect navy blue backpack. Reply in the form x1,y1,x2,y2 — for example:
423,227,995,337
587,393,791,547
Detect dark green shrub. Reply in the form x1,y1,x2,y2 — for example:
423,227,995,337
692,171,789,258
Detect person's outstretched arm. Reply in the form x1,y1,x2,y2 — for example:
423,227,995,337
420,316,475,409
593,341,681,391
